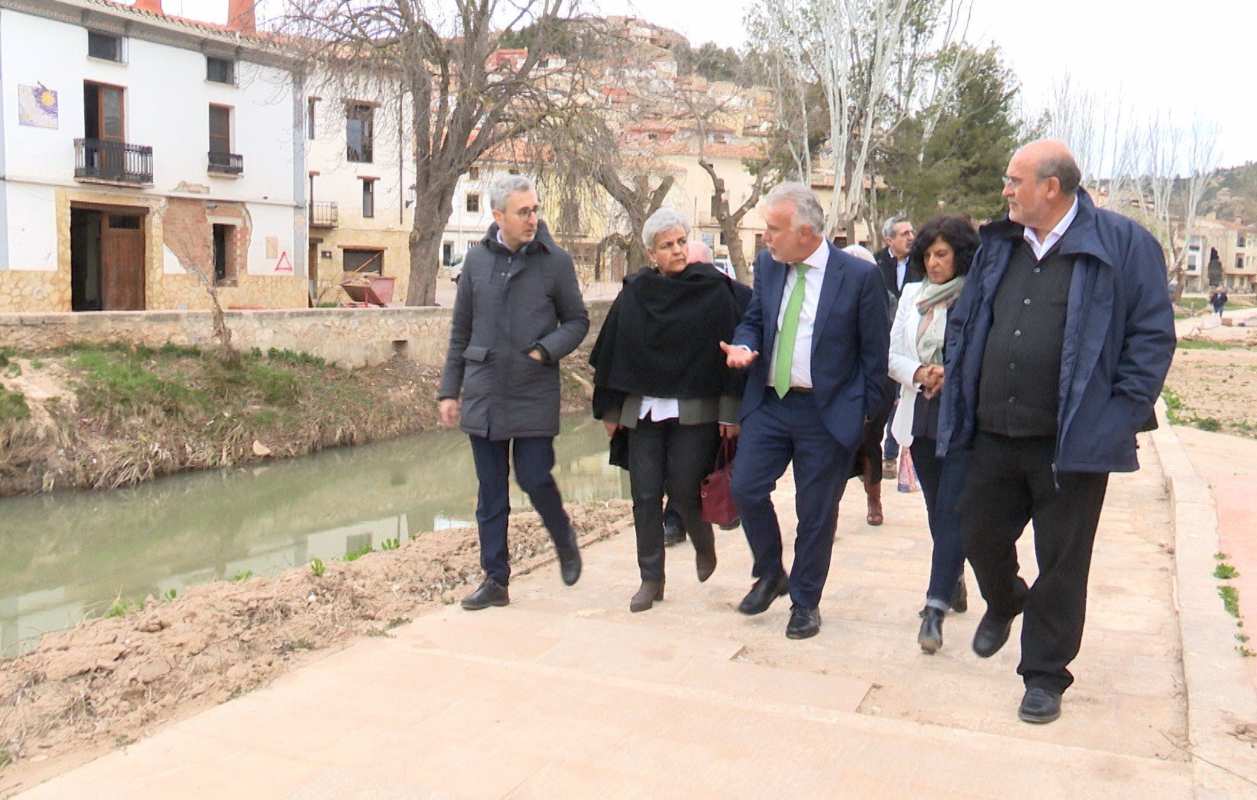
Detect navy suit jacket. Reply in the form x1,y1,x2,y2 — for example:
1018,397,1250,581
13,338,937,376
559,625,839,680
732,242,890,451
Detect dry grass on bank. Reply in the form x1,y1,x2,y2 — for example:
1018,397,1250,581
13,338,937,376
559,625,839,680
0,343,594,497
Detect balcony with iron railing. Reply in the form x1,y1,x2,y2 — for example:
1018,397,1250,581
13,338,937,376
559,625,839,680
208,151,244,176
74,138,153,185
310,201,339,228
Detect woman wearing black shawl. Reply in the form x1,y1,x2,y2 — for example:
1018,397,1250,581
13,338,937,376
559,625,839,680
589,208,751,613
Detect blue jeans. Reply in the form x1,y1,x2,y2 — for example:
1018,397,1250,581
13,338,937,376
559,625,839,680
910,437,969,608
468,435,574,585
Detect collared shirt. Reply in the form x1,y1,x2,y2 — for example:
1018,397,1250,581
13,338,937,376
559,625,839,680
496,229,528,254
767,238,829,390
896,257,908,291
639,396,679,422
1023,197,1079,261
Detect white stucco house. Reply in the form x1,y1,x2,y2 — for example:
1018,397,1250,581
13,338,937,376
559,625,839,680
0,0,308,312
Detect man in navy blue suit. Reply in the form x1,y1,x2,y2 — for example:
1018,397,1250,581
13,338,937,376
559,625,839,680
720,183,889,639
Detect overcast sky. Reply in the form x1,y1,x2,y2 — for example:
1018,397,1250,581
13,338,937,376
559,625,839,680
173,0,1255,168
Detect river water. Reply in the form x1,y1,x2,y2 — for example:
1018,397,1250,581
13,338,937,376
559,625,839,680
0,416,626,657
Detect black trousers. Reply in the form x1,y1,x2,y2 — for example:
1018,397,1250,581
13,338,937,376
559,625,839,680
468,435,575,586
627,419,720,581
960,432,1109,694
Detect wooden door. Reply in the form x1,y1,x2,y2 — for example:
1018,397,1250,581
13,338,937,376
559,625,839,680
99,85,124,142
101,214,145,310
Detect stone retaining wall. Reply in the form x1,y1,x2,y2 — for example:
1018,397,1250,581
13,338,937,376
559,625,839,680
0,301,612,368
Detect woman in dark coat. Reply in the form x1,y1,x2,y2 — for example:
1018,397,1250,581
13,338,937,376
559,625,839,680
590,208,750,612
887,215,979,653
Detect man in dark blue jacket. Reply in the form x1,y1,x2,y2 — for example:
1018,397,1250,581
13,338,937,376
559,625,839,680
936,140,1175,724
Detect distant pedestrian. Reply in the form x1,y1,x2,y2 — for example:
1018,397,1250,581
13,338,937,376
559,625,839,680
937,139,1176,724
1210,286,1228,317
438,176,590,611
876,216,924,478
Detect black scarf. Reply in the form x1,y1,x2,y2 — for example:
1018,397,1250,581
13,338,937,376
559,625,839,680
590,263,750,419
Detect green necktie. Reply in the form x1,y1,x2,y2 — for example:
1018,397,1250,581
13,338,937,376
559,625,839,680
773,263,809,399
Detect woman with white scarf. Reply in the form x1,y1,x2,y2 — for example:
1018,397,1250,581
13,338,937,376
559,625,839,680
888,215,980,654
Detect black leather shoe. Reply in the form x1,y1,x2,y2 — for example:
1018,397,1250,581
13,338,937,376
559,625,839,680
918,606,944,654
557,543,582,586
737,572,789,615
950,576,968,613
461,578,509,610
663,509,687,547
1018,687,1062,724
785,606,821,639
972,610,1014,658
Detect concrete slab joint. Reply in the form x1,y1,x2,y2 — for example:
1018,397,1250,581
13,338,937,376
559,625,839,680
1149,398,1257,796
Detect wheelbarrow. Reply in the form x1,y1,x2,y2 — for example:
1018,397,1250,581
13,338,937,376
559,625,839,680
339,276,395,307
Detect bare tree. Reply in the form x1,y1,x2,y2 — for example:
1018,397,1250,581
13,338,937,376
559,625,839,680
745,0,815,182
277,0,591,306
669,83,770,281
1139,115,1219,298
747,0,969,239
1046,80,1220,299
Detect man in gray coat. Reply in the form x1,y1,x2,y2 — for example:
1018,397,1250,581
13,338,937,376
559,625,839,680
438,176,590,610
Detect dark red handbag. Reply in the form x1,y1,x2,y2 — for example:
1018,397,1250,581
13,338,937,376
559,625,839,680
700,438,740,527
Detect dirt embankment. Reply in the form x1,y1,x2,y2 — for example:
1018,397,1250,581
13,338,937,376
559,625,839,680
0,501,631,790
1164,332,1257,438
0,344,595,497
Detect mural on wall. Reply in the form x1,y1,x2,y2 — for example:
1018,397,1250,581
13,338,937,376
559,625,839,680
18,83,58,129
274,252,293,273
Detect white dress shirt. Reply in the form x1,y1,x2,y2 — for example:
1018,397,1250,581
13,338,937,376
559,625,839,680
896,257,908,291
767,238,830,390
1023,197,1079,260
639,396,679,422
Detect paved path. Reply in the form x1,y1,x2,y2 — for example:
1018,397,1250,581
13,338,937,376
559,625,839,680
1173,427,1257,695
13,437,1227,798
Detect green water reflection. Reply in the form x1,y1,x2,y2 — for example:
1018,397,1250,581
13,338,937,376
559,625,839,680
0,416,625,657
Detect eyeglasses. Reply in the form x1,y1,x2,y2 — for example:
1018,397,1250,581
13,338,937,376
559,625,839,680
1001,175,1024,189
511,205,541,221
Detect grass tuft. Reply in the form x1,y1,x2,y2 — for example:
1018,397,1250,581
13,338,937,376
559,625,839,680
1215,563,1240,580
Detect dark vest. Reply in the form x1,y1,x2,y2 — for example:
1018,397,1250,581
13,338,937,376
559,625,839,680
977,238,1074,438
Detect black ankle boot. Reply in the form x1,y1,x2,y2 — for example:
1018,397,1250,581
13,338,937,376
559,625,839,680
950,576,967,613
918,606,944,654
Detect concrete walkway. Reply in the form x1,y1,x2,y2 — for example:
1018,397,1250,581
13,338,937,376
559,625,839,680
14,434,1254,798
1172,427,1257,694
